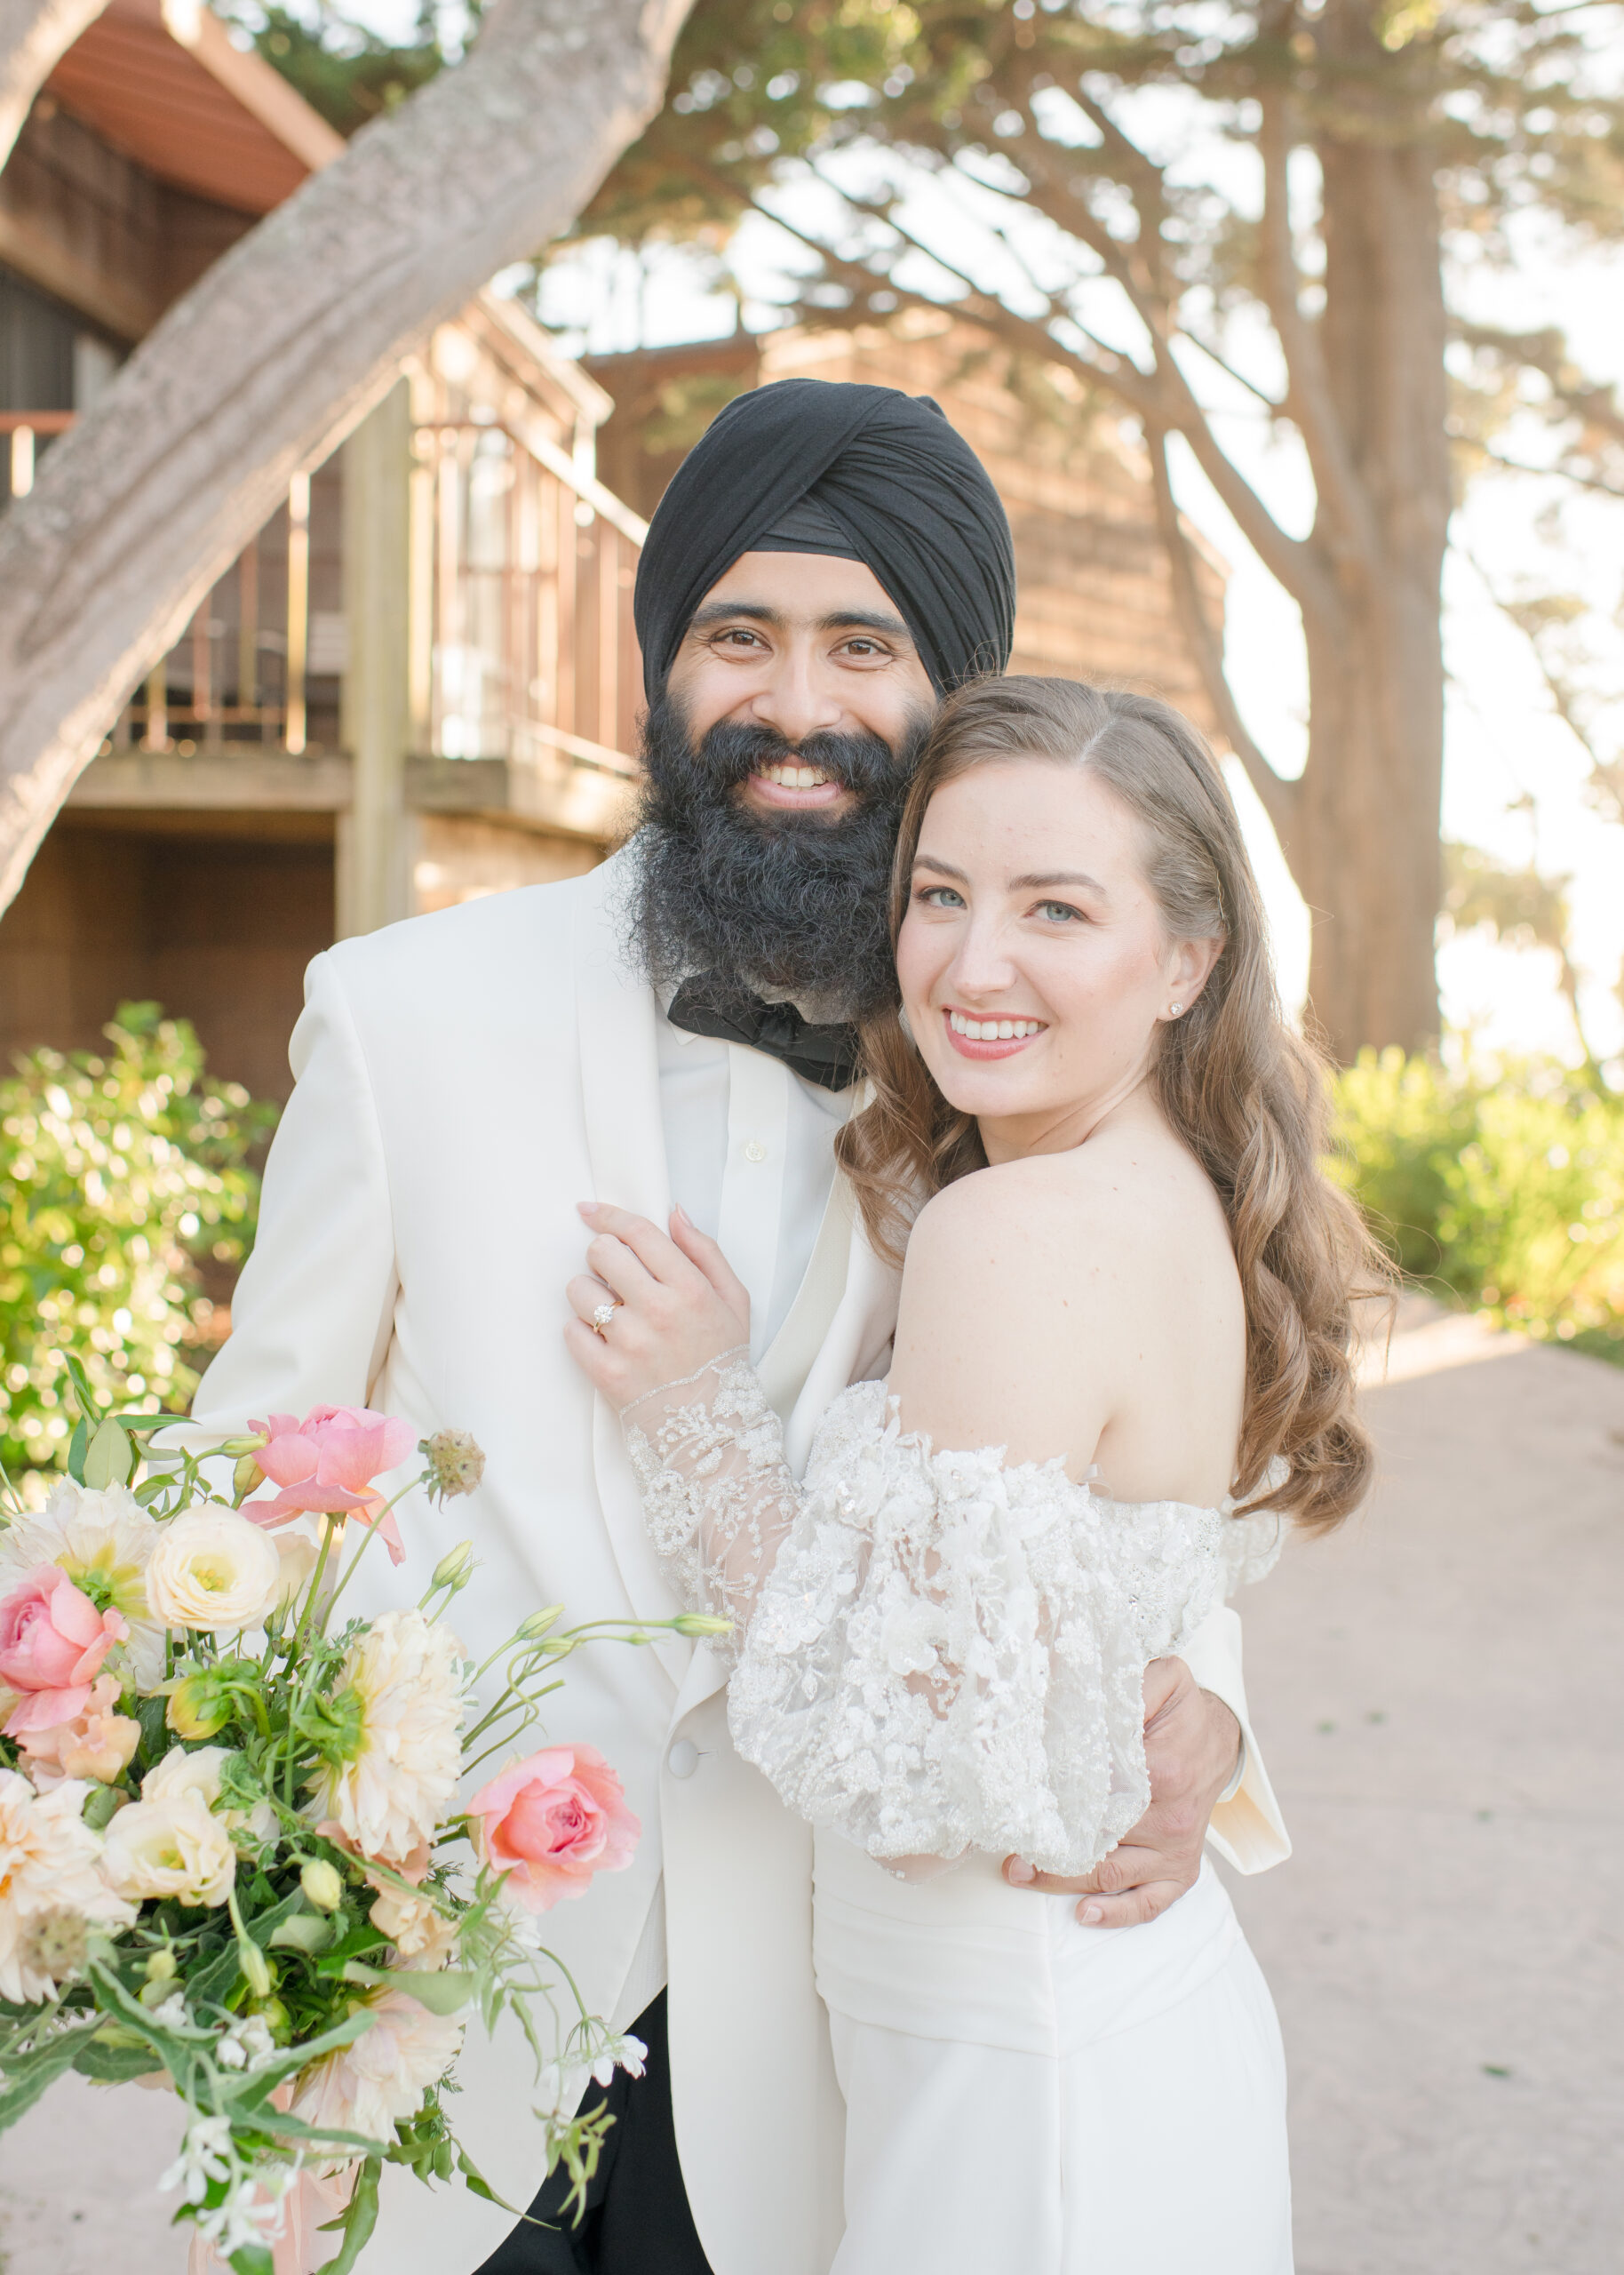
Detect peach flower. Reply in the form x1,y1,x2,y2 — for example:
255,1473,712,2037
16,1673,139,1786
468,1745,639,1913
0,1565,129,1735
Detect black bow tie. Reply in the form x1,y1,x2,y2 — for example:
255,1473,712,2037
666,975,862,1093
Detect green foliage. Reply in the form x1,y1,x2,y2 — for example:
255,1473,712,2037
0,1004,275,1481
219,3,456,137
1333,1049,1624,1363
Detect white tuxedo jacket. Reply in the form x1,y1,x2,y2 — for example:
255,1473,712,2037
191,850,1288,2275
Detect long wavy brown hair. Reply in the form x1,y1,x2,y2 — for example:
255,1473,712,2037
835,675,1384,1531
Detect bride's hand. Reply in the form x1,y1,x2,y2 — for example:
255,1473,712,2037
565,1202,751,1412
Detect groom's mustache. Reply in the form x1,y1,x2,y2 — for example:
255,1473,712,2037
676,714,909,810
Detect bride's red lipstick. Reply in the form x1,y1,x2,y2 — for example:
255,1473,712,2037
940,1009,1047,1061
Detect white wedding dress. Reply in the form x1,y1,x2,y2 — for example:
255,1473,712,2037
625,1353,1294,2273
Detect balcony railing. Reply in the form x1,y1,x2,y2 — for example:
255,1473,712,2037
416,415,644,779
2,398,648,780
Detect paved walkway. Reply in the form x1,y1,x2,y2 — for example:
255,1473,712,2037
4,1305,1620,2273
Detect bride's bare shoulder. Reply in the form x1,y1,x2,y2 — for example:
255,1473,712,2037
906,1122,1223,1283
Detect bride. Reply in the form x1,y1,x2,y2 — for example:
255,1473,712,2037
565,675,1376,2272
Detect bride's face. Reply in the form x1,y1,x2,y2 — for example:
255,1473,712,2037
896,758,1221,1150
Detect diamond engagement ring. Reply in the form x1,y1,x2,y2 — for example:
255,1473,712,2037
591,1299,622,1337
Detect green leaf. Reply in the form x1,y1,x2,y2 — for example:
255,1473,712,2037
338,1964,472,2018
313,1920,389,1978
268,1913,334,1955
72,2036,166,2084
314,2157,381,2275
84,1417,133,1489
228,2247,275,2275
62,1353,104,1427
68,1417,89,1484
0,2020,100,2132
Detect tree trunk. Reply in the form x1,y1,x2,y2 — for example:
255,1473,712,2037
0,0,107,170
0,0,694,914
1294,0,1451,1058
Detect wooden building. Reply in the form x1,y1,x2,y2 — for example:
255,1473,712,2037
0,0,646,1101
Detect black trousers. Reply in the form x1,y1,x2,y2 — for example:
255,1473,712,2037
474,1994,715,2275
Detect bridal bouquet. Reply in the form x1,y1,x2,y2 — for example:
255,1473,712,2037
0,1361,711,2274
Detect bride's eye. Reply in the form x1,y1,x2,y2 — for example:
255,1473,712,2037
1034,899,1085,925
915,884,965,909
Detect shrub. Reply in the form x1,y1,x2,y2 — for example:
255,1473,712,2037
1332,1048,1624,1363
0,1004,276,1483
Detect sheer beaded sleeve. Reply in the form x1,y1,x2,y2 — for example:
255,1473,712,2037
622,1361,1283,1876
621,1347,801,1662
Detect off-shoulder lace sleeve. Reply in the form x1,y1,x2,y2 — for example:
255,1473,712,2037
623,1361,1254,1877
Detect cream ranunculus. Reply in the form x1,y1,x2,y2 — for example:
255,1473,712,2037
0,1480,165,1687
142,1744,277,1847
100,1793,237,1907
146,1509,282,1634
305,1611,466,1864
0,1768,137,2002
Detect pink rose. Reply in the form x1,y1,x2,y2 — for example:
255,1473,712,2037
468,1745,640,1912
247,1406,418,1565
17,1672,140,1785
0,1565,129,1735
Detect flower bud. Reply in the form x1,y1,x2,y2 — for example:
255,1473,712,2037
233,1450,265,1499
145,1948,178,1984
300,1858,345,1913
673,1612,735,1638
516,1604,565,1642
430,1540,475,1594
419,1429,486,1505
166,1668,230,1740
238,1938,273,2001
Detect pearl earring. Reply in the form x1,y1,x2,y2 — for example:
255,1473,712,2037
1168,1002,1184,1018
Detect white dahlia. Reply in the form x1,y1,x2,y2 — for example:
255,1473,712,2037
0,1480,165,1688
305,1611,466,1865
289,1988,463,2169
0,1768,137,2001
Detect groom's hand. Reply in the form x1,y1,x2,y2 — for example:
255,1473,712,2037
1001,1657,1241,1928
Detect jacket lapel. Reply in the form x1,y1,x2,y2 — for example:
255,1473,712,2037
573,854,688,1683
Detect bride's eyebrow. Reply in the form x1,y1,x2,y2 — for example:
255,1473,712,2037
912,855,1109,897
1009,869,1107,894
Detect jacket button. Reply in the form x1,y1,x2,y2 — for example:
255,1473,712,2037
666,1738,699,1779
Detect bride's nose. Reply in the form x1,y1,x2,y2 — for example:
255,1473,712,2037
946,914,1020,1002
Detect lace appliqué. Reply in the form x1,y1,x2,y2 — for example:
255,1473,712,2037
622,1366,1284,1878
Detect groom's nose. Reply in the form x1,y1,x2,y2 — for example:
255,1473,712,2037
743,641,849,746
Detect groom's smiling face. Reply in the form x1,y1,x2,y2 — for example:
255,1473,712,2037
666,551,935,822
632,552,937,1018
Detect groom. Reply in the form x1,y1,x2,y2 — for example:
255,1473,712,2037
190,378,1287,2275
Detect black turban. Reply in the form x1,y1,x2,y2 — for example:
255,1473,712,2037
633,378,1015,701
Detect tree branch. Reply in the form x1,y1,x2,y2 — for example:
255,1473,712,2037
0,0,697,909
1146,421,1299,849
0,0,108,170
1256,84,1379,576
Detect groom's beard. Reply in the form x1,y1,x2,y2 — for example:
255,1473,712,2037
630,692,927,1019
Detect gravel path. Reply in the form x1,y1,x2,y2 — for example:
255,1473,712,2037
4,1304,1620,2273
